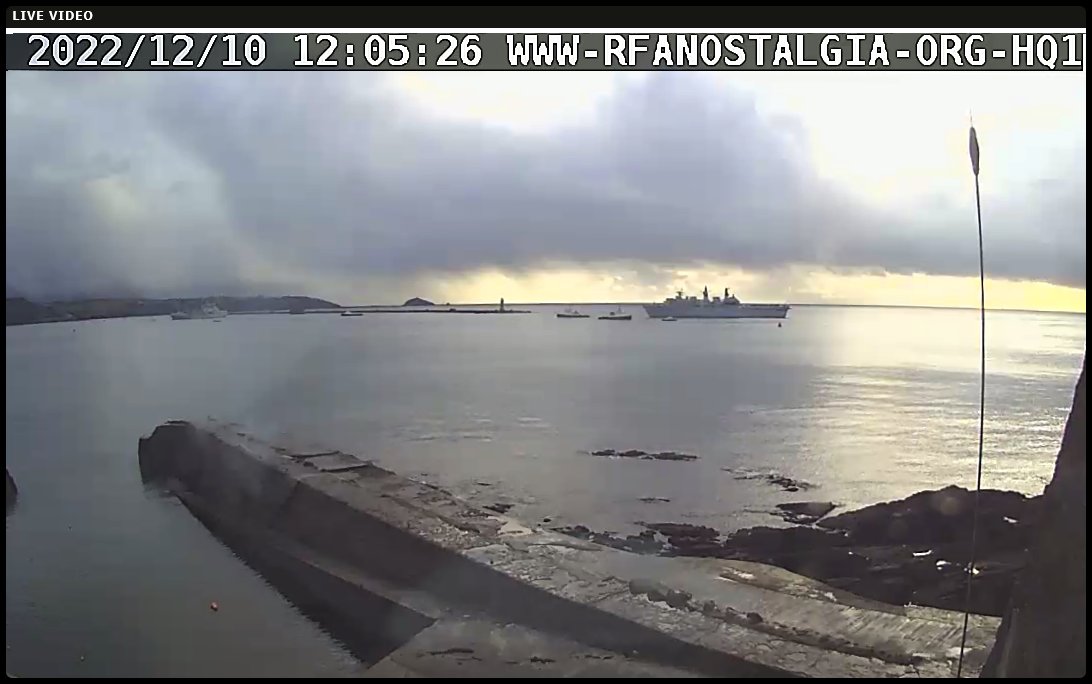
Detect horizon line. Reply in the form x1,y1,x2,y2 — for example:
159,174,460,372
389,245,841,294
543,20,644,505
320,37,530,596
348,301,1087,316
7,294,1085,316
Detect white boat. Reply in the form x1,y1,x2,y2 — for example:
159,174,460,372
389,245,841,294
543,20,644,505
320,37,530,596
643,287,789,319
662,316,678,322
598,307,632,321
556,308,589,319
340,311,363,317
171,302,227,320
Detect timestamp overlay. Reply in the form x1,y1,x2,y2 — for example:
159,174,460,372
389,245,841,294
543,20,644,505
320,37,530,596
5,32,1087,71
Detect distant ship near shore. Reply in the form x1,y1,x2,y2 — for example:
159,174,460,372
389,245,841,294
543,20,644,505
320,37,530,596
643,287,790,319
171,302,227,320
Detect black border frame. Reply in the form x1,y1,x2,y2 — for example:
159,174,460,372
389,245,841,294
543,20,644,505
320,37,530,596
5,6,1088,30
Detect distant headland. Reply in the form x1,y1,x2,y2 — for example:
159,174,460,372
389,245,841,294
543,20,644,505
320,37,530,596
402,297,435,307
5,295,340,326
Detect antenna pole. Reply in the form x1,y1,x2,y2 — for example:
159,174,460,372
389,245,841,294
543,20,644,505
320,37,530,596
957,120,986,679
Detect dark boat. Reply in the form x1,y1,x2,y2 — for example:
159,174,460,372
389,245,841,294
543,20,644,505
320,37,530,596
557,308,590,319
598,307,632,321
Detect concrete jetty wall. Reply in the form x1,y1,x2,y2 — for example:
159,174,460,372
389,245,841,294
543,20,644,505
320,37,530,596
138,420,998,677
138,421,787,676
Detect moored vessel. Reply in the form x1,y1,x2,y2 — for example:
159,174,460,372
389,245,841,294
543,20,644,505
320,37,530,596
557,308,590,319
643,287,789,319
598,307,632,321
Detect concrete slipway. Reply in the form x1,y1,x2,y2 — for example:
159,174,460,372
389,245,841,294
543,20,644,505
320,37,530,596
138,420,1000,677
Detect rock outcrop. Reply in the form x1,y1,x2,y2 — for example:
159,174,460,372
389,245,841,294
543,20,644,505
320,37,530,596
590,449,699,462
774,501,837,525
983,357,1085,677
556,486,1041,617
6,469,16,514
721,486,1040,617
721,468,816,492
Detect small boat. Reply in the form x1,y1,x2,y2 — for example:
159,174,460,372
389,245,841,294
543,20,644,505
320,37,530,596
662,316,678,322
340,311,363,317
598,307,632,321
557,308,589,319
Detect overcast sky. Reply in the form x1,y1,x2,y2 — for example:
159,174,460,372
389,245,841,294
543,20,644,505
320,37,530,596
5,70,1086,309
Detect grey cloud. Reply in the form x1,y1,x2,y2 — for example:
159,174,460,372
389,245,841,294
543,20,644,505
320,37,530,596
5,71,1085,301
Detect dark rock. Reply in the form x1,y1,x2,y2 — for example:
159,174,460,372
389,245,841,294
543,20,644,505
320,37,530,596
723,525,848,556
645,522,719,540
628,578,664,596
716,487,1042,616
560,478,1041,617
618,531,666,554
591,448,698,462
628,579,690,609
646,587,669,603
556,524,591,538
775,501,838,524
648,451,699,462
767,475,815,492
639,496,671,503
985,358,1086,677
666,540,727,557
428,647,474,656
554,526,666,555
745,612,763,625
644,522,723,555
664,589,692,609
6,469,16,514
817,486,1037,551
723,468,816,492
484,502,513,514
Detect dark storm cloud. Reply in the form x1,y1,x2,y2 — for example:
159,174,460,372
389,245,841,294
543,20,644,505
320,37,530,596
5,71,1085,300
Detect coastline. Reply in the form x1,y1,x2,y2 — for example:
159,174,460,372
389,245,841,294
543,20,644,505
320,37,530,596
8,296,1084,327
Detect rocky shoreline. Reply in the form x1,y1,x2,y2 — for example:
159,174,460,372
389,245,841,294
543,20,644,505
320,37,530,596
557,485,1040,617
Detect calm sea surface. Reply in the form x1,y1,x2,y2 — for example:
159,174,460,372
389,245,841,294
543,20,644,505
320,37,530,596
6,304,1085,676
